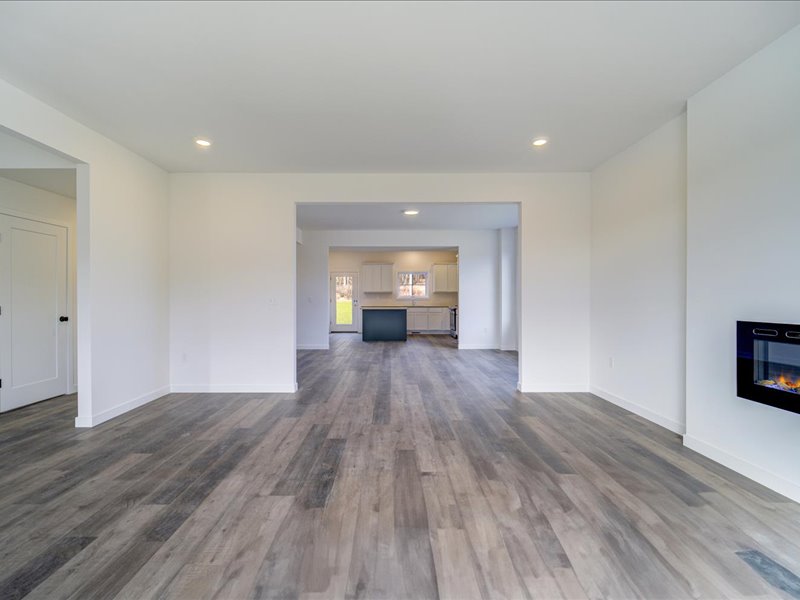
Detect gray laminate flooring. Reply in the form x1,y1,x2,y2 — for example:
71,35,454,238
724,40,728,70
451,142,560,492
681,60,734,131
1,334,799,599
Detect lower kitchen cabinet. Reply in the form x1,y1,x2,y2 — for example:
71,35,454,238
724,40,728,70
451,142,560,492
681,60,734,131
407,308,450,333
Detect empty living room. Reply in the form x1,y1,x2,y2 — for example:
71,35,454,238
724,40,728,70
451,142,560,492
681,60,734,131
1,1,800,599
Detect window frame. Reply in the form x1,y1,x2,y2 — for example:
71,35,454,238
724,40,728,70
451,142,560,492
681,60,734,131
396,270,430,300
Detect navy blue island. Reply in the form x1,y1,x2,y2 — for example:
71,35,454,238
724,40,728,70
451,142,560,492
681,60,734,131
361,307,407,342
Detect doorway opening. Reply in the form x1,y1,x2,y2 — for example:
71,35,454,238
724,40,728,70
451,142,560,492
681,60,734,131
295,202,520,390
0,129,82,416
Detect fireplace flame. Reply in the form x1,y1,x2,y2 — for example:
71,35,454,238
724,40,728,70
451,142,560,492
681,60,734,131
777,374,800,389
758,374,800,393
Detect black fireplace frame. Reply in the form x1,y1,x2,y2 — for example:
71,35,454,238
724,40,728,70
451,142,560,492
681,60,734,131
737,320,800,416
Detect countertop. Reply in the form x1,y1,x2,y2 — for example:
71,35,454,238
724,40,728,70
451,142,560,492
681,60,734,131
361,305,452,309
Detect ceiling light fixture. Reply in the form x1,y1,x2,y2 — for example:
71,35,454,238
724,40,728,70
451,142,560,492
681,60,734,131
195,138,212,147
532,138,548,147
403,209,420,216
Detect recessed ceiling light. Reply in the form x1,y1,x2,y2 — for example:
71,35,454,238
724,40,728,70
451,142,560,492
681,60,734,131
532,138,548,147
195,138,212,147
403,209,420,216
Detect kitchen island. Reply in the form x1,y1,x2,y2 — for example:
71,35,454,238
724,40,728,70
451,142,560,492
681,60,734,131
361,307,407,342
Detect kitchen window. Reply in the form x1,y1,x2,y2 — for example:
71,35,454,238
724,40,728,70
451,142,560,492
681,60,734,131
397,271,428,298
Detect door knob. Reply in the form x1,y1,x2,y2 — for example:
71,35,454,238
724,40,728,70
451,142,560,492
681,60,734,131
59,316,69,322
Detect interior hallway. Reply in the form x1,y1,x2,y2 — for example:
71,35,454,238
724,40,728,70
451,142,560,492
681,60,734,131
0,335,798,599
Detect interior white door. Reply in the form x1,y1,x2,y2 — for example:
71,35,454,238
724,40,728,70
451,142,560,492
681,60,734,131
0,214,69,412
330,272,359,332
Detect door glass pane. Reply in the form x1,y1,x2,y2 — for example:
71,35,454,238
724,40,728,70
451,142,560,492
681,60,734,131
335,275,353,325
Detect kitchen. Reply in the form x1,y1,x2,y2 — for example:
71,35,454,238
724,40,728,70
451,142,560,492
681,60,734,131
295,203,518,357
328,248,458,341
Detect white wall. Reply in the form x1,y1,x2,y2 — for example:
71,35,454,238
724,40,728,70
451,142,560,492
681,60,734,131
0,129,76,168
0,174,75,224
169,174,297,392
520,177,591,391
590,115,687,434
303,233,485,348
0,78,170,427
684,26,800,502
0,175,78,392
499,227,518,351
171,173,590,393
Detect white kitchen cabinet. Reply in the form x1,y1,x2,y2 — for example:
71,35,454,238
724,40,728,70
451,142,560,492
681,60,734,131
407,307,449,332
446,264,458,292
379,264,392,292
427,308,448,331
431,263,458,293
362,263,393,293
407,308,428,331
362,265,376,292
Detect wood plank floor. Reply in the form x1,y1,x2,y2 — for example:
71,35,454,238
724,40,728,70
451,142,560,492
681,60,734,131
1,334,800,599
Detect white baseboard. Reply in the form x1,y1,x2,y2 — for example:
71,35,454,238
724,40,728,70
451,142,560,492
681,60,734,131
590,385,685,435
170,384,298,393
297,344,329,350
519,383,589,393
74,384,170,428
74,415,93,428
683,434,800,503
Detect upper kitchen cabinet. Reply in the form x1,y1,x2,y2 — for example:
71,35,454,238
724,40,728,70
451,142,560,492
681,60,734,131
431,263,458,293
362,263,394,293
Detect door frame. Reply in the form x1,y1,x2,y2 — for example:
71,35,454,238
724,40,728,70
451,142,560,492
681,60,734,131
0,209,73,411
329,271,360,333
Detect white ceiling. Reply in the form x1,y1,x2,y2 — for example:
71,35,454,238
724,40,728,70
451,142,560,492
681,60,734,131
297,203,519,230
0,2,798,173
0,169,76,198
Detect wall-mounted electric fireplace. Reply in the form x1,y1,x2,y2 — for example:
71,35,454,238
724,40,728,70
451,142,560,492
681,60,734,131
737,321,800,415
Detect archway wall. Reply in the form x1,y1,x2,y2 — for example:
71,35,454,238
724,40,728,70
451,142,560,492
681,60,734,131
168,173,591,394
0,78,170,427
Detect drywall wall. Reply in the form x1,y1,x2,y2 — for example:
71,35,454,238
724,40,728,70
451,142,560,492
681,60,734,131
0,129,76,168
170,173,590,392
0,174,78,392
169,174,297,392
590,114,687,433
684,25,800,501
519,177,591,391
0,78,170,427
329,247,458,313
499,227,518,351
0,172,75,222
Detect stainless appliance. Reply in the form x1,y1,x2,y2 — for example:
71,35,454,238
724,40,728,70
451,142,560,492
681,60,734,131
449,306,458,339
